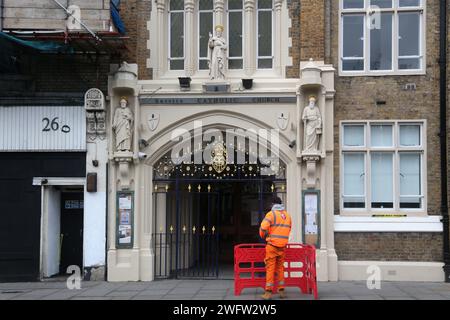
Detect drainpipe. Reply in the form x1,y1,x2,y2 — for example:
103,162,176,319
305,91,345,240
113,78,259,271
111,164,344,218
439,0,449,283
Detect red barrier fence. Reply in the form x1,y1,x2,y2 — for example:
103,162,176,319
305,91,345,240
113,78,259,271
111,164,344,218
234,243,318,299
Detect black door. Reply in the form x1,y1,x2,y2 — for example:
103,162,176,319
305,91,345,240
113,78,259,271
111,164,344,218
59,192,84,274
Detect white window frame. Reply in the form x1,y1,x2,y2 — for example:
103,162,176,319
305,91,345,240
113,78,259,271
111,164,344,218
256,0,274,70
168,0,185,71
149,0,289,79
197,1,215,71
339,0,426,76
227,0,244,70
340,120,427,216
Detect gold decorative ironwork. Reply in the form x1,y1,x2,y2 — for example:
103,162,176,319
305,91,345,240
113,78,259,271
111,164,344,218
159,226,163,232
188,184,192,192
271,184,275,192
207,184,211,192
154,184,158,191
211,141,227,173
202,226,206,234
193,226,196,234
169,225,174,233
198,184,201,192
212,226,216,234
282,185,285,191
165,185,169,192
182,225,186,233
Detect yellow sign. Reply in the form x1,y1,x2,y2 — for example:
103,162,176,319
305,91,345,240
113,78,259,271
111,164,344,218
371,214,407,218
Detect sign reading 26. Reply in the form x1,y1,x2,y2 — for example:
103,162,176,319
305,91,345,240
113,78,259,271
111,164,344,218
42,117,71,133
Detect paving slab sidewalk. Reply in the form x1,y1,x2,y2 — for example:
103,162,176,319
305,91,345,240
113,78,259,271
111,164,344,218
0,280,449,300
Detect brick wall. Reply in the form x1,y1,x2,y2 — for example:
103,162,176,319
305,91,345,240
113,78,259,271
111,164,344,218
33,54,112,93
330,0,444,262
286,0,301,78
331,0,442,216
299,0,324,62
0,45,115,104
119,0,138,65
120,0,152,80
335,233,443,262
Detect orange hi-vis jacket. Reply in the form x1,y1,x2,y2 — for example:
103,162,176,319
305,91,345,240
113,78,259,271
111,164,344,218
259,206,292,248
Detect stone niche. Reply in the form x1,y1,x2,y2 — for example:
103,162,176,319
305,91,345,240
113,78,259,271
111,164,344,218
108,62,140,190
297,59,338,282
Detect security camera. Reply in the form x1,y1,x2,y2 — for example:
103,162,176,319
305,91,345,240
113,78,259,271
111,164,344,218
138,152,147,160
289,140,296,149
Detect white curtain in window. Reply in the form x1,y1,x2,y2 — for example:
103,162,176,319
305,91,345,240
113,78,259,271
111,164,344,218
371,125,393,147
399,125,420,146
400,153,421,196
343,125,364,146
370,13,393,71
228,0,243,69
343,153,365,196
371,152,393,204
199,0,214,70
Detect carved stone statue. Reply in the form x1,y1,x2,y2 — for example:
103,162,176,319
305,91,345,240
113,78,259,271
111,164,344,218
207,25,227,80
113,97,134,152
302,95,322,152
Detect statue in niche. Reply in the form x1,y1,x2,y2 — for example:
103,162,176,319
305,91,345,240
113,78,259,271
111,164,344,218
208,25,227,80
302,95,322,152
113,97,134,152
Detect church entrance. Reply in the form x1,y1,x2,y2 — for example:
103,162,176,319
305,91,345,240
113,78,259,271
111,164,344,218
151,143,286,279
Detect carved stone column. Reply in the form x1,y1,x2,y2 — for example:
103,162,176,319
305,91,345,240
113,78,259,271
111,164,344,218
273,0,283,76
244,0,256,76
184,0,195,76
154,183,168,276
214,0,225,27
155,0,166,78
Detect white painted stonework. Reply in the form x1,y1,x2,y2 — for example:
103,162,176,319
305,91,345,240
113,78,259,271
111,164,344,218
105,58,339,282
338,261,445,282
334,215,443,233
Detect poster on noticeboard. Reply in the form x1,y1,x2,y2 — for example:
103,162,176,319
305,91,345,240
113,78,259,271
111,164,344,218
302,190,320,248
117,191,134,248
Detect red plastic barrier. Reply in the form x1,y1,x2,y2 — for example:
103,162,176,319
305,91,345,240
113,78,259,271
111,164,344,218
234,243,318,299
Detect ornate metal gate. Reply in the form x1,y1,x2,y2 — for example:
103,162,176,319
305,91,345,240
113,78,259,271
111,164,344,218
151,145,287,279
152,185,220,279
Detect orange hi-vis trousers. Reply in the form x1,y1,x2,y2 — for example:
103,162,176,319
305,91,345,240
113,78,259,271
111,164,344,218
264,244,286,292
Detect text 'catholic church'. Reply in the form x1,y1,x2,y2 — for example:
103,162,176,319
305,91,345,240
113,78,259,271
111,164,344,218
0,0,449,283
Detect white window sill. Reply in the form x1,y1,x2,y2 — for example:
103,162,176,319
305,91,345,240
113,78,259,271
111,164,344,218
338,70,426,77
334,215,443,232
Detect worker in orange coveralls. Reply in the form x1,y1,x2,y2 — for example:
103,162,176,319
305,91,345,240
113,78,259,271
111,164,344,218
259,196,292,300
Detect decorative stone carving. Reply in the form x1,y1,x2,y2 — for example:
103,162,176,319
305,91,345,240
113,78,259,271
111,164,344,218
96,111,106,136
302,95,322,153
114,61,138,82
147,113,160,132
208,25,227,80
86,112,96,137
117,61,135,74
84,88,106,140
113,97,134,152
85,88,105,111
303,155,320,189
115,153,133,190
276,112,289,130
